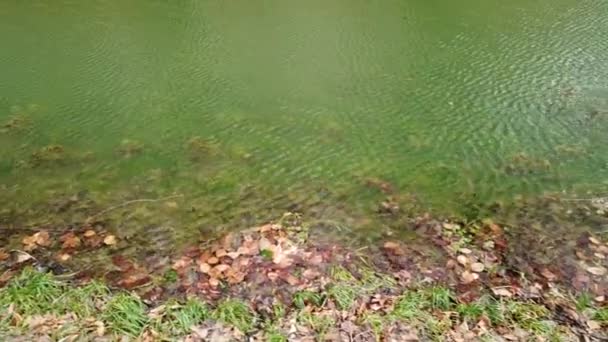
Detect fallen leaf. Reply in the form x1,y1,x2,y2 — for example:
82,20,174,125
587,320,601,330
491,288,513,298
460,270,478,284
384,241,400,250
199,263,211,273
459,248,472,255
207,256,219,265
60,232,81,249
227,252,240,259
15,252,33,264
0,249,9,262
213,264,230,273
215,249,227,258
259,237,274,251
84,230,97,238
540,268,557,281
34,231,51,247
457,255,469,266
587,266,607,276
57,253,71,262
470,262,485,273
209,278,220,287
103,235,117,246
589,237,600,245
94,321,105,336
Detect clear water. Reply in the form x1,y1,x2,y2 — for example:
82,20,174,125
1,0,608,238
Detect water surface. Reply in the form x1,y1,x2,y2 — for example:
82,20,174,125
1,0,608,238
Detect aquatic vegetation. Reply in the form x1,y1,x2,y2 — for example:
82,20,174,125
186,136,221,161
116,139,144,158
555,144,588,156
28,144,66,167
0,115,30,134
504,152,551,175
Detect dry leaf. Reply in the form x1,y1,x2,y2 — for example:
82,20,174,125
459,248,472,255
103,235,117,246
213,264,230,273
207,256,219,265
492,288,513,298
57,253,71,262
34,231,51,247
460,270,478,284
540,268,557,281
15,252,33,264
209,278,220,287
384,241,400,250
226,252,240,259
199,263,211,273
84,230,97,238
589,237,600,245
0,249,9,262
457,255,469,266
60,232,81,249
215,249,227,258
470,262,485,273
587,266,607,276
587,320,601,330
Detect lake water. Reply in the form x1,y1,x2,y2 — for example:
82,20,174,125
1,0,608,239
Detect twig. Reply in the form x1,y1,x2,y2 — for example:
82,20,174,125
88,194,183,220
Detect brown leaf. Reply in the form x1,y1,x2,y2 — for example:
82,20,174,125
172,257,192,270
540,268,557,281
103,235,117,246
207,256,219,265
589,237,601,245
83,230,97,238
457,255,469,266
459,248,472,255
384,241,400,250
213,264,230,273
460,270,479,284
118,274,151,289
470,263,485,273
215,249,227,258
0,249,9,262
15,252,33,264
199,263,211,274
60,232,81,249
34,231,51,247
209,278,220,287
587,266,607,276
588,320,601,330
57,253,71,262
491,288,513,298
226,252,240,259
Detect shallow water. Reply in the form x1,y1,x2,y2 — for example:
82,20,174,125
1,0,608,239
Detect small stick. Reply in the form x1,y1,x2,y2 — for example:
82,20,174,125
88,194,183,220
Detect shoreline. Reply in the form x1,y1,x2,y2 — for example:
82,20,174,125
1,211,607,340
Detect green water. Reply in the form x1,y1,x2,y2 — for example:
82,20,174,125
1,0,608,238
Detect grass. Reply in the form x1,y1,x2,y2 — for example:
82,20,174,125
0,267,603,340
0,268,62,315
161,298,209,334
293,290,324,309
213,299,256,333
102,293,149,337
